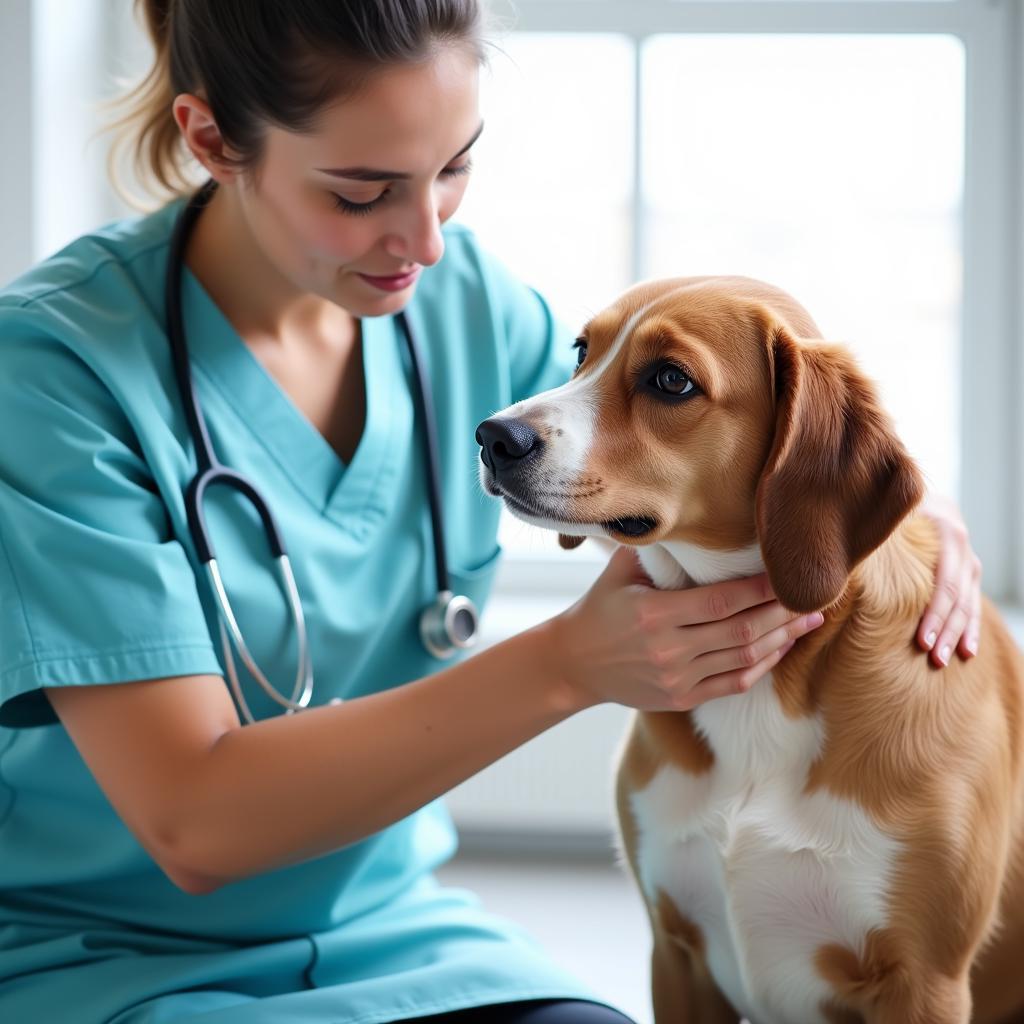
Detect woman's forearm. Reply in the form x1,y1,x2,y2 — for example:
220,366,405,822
168,620,583,889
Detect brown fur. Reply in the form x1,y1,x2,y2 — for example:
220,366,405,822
523,277,1024,1023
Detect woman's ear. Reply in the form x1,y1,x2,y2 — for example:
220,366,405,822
755,326,924,612
171,94,241,186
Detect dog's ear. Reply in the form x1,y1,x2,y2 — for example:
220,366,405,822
755,325,924,612
558,534,587,550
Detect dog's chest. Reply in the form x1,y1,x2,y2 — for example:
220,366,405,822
628,680,902,1024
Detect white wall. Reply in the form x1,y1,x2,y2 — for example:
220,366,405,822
32,0,146,262
0,1,34,287
0,0,149,286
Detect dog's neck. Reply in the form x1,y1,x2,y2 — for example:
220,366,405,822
633,521,935,724
634,517,934,626
636,539,765,591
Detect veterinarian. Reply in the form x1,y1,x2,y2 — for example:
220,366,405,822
0,2,981,1022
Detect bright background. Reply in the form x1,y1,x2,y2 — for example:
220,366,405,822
3,0,1022,854
457,30,965,563
2,4,1024,1019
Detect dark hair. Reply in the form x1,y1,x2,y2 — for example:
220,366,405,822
108,0,485,203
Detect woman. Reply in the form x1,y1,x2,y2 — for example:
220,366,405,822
0,2,980,1022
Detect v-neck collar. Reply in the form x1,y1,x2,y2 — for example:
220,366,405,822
180,267,409,537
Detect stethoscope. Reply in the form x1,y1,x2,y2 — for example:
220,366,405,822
164,179,479,724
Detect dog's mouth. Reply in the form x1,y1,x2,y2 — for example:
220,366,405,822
488,479,659,540
500,490,553,520
602,516,659,538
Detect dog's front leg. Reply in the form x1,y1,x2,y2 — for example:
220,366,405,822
650,923,740,1024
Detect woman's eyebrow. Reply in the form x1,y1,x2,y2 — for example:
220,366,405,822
315,122,484,181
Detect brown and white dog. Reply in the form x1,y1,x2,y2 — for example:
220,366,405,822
476,277,1024,1024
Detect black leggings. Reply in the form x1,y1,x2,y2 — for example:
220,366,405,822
411,1000,637,1024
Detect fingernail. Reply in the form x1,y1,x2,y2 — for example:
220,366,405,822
924,629,937,648
939,644,951,665
807,612,824,628
966,637,978,656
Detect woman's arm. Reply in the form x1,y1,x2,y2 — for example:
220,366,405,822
46,622,575,896
47,548,821,894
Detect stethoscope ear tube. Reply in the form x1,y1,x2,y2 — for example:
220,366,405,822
165,180,221,478
187,467,288,563
396,310,480,659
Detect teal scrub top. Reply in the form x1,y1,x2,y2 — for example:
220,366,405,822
0,199,607,1023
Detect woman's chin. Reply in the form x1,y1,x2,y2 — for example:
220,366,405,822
337,280,416,318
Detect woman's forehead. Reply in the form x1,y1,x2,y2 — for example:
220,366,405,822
273,49,481,168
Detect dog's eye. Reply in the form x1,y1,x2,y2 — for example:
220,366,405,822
654,364,695,396
573,339,588,368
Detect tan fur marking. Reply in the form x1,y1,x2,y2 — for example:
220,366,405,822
617,709,715,798
821,1005,865,1024
655,888,706,955
649,889,741,1023
815,932,974,1024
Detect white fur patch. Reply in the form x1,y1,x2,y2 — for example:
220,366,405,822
628,544,901,1024
639,540,765,589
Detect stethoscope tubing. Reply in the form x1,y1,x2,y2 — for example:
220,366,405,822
163,180,477,723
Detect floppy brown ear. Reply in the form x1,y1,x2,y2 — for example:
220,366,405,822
755,326,924,612
558,534,587,550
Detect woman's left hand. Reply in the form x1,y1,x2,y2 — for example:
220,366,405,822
915,492,982,666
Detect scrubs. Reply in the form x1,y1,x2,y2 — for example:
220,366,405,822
0,199,606,1022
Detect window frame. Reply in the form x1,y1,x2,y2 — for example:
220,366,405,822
489,0,1024,606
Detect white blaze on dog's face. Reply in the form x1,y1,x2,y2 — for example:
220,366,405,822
477,276,823,552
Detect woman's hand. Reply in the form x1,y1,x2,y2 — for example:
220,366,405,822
915,492,982,666
547,545,824,713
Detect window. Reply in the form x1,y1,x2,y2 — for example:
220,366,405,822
457,0,1022,607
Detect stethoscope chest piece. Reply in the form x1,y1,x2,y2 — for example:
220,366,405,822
420,590,480,660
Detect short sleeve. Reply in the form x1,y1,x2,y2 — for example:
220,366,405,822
478,251,578,405
0,304,221,728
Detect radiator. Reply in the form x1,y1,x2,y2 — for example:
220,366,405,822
446,700,632,843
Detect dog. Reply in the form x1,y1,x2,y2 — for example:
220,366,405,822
476,276,1024,1024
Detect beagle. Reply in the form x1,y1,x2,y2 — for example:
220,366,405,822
476,277,1024,1024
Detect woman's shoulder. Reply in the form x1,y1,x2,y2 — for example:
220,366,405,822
0,202,186,401
0,200,182,329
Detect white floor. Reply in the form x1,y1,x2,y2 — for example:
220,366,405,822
435,850,654,1024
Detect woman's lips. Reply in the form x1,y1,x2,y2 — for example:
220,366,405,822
357,267,421,292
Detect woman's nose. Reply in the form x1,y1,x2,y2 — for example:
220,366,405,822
385,195,446,267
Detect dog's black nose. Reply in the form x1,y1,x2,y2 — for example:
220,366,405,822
476,417,541,474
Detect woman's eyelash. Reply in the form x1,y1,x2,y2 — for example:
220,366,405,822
330,161,473,217
332,192,385,216
441,160,473,178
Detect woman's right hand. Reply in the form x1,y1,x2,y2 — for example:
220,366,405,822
547,544,825,713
